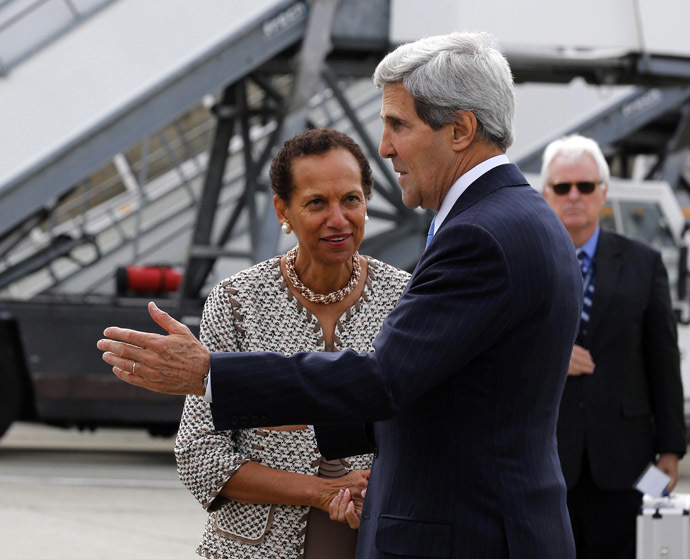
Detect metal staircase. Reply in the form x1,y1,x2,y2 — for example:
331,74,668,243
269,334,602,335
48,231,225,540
3,0,690,306
0,0,421,304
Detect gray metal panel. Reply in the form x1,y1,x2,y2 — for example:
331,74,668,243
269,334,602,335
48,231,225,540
0,0,309,241
516,87,690,173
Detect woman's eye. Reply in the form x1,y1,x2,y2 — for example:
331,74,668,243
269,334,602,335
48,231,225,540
308,199,323,206
346,196,361,203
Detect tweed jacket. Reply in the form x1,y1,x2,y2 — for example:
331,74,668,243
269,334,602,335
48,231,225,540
175,255,410,559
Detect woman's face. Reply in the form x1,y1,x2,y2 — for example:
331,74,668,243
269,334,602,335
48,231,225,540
275,148,367,267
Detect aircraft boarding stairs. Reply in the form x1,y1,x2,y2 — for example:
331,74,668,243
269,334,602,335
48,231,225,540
3,0,690,305
0,78,387,298
0,0,412,301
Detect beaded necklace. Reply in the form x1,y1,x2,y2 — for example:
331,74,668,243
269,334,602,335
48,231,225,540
284,246,361,304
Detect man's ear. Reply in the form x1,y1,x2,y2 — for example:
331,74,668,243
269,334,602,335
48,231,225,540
451,111,478,152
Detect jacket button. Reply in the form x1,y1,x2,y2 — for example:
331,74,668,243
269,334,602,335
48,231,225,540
231,416,238,425
578,402,585,409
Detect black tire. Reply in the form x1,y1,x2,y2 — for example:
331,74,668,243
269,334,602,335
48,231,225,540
0,316,27,439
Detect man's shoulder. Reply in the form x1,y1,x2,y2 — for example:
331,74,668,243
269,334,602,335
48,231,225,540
443,163,530,218
599,229,661,260
475,161,528,185
448,181,561,237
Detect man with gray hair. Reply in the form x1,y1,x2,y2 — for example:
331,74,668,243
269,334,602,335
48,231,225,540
99,32,580,558
542,134,685,559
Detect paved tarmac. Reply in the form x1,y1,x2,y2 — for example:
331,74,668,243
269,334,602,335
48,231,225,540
0,422,204,558
2,422,690,558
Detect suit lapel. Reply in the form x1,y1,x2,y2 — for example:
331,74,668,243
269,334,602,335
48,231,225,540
442,163,530,227
585,230,623,343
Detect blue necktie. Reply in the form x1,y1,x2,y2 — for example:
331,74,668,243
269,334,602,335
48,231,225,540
577,250,594,340
426,216,436,249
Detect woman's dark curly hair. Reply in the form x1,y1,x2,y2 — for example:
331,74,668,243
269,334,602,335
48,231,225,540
269,129,374,203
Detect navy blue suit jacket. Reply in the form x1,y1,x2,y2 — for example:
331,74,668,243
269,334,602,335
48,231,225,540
209,163,582,558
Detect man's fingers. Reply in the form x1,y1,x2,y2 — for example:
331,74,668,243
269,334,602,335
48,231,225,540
102,351,129,372
570,348,595,375
112,365,179,395
112,366,164,393
572,346,595,369
148,302,189,336
113,366,145,385
98,339,150,365
101,326,161,349
574,355,594,367
102,351,147,374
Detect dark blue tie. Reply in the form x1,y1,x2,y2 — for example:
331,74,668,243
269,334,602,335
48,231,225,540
577,250,594,340
426,216,436,249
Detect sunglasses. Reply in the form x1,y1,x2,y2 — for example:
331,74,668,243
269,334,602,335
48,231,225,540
549,181,602,196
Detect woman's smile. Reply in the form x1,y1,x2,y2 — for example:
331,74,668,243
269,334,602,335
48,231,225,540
322,234,352,247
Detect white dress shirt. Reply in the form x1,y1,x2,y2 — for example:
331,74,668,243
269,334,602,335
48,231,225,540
432,154,510,235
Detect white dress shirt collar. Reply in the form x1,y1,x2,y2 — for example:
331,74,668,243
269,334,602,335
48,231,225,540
433,154,510,234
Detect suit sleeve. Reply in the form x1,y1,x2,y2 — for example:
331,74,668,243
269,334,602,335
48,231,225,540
642,251,686,456
314,423,376,460
175,284,249,511
210,222,513,429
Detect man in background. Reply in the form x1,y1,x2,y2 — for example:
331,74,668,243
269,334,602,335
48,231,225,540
542,134,686,559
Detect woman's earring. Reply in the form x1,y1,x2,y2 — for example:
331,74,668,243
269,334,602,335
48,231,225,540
281,222,292,235
364,214,369,223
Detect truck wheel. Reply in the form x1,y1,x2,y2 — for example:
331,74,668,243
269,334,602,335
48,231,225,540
0,316,26,439
0,362,24,439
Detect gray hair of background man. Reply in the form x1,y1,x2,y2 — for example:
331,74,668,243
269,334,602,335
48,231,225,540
373,31,515,151
540,134,611,189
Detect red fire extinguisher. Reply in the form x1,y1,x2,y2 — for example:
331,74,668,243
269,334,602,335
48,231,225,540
116,265,183,295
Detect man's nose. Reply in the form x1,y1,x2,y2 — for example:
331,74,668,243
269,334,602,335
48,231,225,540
567,184,581,200
378,129,394,159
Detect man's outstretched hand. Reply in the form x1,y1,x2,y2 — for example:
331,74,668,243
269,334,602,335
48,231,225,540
97,302,209,396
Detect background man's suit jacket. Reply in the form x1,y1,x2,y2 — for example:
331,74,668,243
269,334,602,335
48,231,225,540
209,163,582,559
557,229,686,490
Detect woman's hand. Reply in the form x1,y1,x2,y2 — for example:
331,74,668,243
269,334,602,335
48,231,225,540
315,469,369,526
330,486,367,528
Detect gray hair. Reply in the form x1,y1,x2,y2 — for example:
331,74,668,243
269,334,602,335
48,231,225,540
373,31,515,150
540,134,610,188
